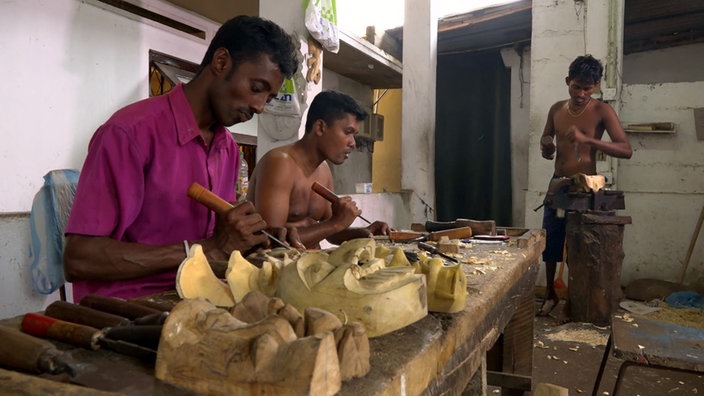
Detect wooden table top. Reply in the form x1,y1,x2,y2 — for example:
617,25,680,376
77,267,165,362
1,229,545,395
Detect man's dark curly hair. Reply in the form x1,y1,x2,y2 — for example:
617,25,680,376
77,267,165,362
199,15,298,78
305,90,367,134
568,54,603,85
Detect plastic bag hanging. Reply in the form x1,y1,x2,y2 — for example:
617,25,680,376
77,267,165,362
264,77,302,116
304,0,339,53
29,169,80,294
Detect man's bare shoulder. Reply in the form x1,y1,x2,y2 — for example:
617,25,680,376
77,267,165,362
257,145,298,170
550,100,568,113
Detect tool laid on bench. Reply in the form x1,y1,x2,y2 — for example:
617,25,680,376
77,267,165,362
0,325,76,375
79,294,166,320
389,226,473,243
22,313,161,361
418,241,460,263
44,300,168,330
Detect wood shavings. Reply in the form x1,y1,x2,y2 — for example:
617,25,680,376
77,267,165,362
638,302,704,329
545,328,609,347
490,250,510,255
534,340,549,349
568,346,579,352
466,256,489,265
469,268,486,275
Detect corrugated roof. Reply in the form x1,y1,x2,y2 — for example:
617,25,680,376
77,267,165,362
385,0,704,56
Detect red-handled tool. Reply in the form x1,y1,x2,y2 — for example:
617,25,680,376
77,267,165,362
21,313,159,361
23,312,100,350
311,181,372,225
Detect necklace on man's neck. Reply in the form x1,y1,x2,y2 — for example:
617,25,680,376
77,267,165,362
565,97,592,118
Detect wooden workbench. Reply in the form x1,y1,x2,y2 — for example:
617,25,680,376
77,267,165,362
0,229,544,395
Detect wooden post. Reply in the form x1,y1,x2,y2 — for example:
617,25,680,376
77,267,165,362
566,212,632,326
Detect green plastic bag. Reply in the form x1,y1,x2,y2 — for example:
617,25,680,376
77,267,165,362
304,0,339,53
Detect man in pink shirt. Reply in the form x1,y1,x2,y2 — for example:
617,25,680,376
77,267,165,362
63,16,300,301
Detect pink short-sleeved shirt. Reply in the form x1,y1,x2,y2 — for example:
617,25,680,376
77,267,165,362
66,84,240,301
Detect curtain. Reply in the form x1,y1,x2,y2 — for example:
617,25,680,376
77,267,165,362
435,50,512,226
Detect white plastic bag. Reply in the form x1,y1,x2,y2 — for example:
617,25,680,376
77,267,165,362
304,0,339,53
264,77,302,116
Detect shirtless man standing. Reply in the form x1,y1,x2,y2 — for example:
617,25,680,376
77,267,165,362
538,55,632,319
248,90,389,249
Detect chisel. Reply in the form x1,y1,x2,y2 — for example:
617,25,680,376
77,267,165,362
45,300,168,330
21,313,160,361
0,325,75,375
418,241,460,263
187,182,293,250
311,181,372,225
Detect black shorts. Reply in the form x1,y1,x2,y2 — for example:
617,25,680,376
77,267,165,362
542,204,566,262
542,177,568,262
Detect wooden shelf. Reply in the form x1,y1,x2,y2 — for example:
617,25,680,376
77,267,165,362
622,122,676,134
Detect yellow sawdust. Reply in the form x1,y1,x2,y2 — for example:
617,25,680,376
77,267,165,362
634,302,704,329
545,328,609,347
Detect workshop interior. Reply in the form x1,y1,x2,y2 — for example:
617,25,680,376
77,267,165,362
1,0,703,395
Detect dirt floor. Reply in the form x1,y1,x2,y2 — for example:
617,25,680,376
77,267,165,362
487,299,703,395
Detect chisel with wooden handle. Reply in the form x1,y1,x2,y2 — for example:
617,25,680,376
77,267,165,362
418,242,460,263
21,313,161,361
0,325,75,375
45,300,168,330
187,182,293,250
311,181,373,225
389,226,473,243
79,294,165,320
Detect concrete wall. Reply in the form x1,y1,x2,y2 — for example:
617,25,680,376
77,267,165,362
501,47,532,227
618,81,704,285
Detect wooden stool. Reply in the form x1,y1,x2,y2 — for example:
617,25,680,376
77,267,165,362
591,314,704,396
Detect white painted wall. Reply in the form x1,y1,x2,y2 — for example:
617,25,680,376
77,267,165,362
0,0,222,318
618,81,704,285
501,46,531,227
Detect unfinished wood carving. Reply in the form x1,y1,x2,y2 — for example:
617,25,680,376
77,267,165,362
156,294,370,394
277,239,428,337
175,244,235,307
377,245,468,313
418,257,468,314
570,173,606,193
